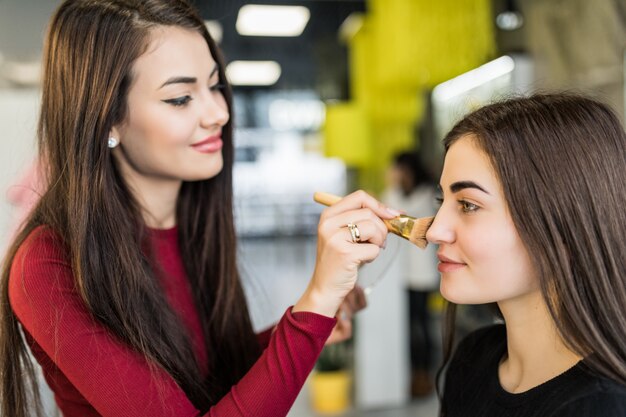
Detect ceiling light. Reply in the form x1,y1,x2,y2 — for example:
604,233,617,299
204,20,223,44
226,61,281,86
339,13,364,42
236,5,310,37
496,11,524,31
432,56,515,101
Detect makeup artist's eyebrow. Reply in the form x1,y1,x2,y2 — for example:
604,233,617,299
449,181,490,194
209,64,219,77
159,76,196,89
159,64,219,89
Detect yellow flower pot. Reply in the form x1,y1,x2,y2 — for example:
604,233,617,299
309,370,351,414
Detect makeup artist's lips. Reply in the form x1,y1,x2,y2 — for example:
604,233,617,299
437,253,467,273
190,134,222,154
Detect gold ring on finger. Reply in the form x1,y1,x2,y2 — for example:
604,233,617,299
347,222,361,243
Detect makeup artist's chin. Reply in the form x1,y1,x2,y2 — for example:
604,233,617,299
183,154,224,181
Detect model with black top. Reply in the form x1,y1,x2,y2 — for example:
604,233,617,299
427,94,626,416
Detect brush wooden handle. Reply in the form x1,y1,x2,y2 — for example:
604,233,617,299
314,191,396,229
313,192,342,206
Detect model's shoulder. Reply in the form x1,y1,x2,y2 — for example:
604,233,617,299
447,323,506,373
551,378,626,417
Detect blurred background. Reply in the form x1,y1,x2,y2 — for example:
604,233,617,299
0,0,624,416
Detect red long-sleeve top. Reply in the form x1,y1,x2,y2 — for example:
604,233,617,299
9,226,336,416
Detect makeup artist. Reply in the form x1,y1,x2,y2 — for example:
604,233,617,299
0,1,398,416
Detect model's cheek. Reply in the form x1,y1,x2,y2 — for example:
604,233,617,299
459,227,512,286
506,241,538,293
479,228,536,295
458,225,500,266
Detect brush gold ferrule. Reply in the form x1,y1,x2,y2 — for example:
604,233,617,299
384,215,416,241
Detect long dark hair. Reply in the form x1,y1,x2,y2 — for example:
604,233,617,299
436,93,626,397
0,1,260,415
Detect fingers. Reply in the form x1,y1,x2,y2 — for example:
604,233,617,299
338,315,352,337
322,287,369,345
321,190,400,222
343,219,386,247
323,207,387,236
326,233,381,264
306,190,392,317
338,303,352,321
320,210,388,248
340,287,368,320
343,287,363,314
326,318,352,345
350,286,368,311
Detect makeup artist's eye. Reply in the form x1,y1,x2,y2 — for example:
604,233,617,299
459,200,479,213
162,96,192,107
435,197,444,206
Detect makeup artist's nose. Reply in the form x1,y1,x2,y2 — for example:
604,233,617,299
200,91,230,129
426,211,455,245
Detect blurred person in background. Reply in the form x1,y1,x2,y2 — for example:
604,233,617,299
0,1,398,416
429,93,626,416
383,152,439,398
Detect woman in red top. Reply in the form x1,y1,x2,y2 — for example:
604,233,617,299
0,1,399,416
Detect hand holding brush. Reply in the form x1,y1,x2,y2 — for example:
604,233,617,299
313,192,434,249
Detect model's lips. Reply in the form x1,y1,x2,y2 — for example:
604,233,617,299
190,134,222,153
437,253,467,273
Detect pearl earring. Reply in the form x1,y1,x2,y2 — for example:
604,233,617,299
108,137,119,149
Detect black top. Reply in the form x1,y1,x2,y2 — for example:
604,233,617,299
442,324,626,417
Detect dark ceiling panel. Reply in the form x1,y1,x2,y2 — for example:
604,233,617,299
190,0,366,94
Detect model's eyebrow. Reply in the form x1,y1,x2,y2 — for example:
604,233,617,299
449,180,490,195
159,64,219,89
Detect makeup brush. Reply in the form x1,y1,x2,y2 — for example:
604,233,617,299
313,192,434,249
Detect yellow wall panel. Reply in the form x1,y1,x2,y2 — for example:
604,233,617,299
325,0,495,192
323,102,372,167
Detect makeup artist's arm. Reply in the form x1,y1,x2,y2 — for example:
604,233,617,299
10,227,336,417
256,327,274,349
256,286,366,349
293,190,397,318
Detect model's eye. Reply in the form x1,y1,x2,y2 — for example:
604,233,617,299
435,197,444,206
162,96,192,107
459,200,479,213
209,83,225,92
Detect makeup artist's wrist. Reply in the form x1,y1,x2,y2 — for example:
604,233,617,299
293,286,341,318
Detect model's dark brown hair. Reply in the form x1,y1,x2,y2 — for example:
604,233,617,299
0,1,260,415
436,93,626,402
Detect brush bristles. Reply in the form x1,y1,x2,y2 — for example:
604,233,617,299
408,216,434,249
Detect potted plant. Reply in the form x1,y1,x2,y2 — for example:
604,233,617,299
309,340,352,414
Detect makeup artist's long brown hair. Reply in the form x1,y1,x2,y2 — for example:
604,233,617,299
0,1,260,416
436,93,626,401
